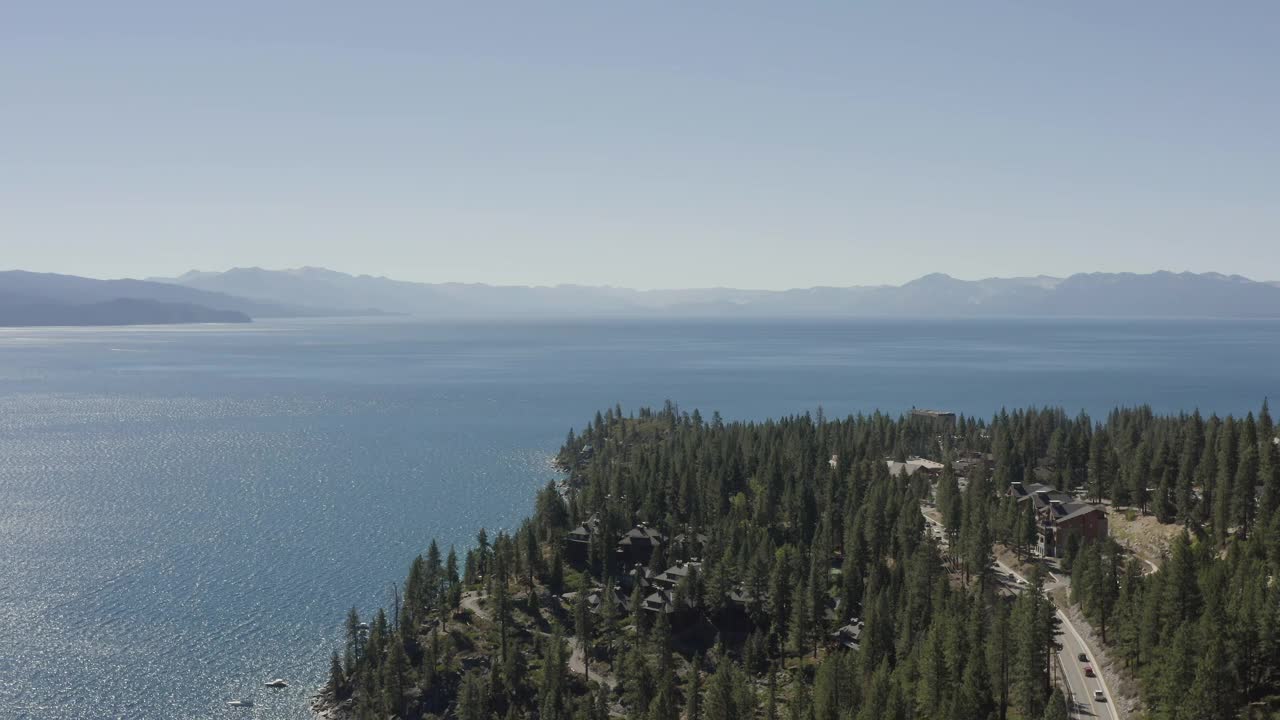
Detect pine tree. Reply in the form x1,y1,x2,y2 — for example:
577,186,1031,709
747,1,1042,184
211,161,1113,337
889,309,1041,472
1088,429,1111,505
345,607,364,662
540,630,570,720
787,673,809,720
703,657,737,720
812,654,840,720
1012,570,1058,718
574,588,593,680
916,624,947,716
1041,689,1069,720
1235,443,1259,538
1177,435,1199,525
1154,465,1175,522
1129,440,1151,513
458,670,488,720
764,664,778,720
1215,419,1238,543
1164,532,1202,626
987,599,1013,720
382,633,410,716
685,656,703,720
937,461,961,542
327,650,346,700
648,673,677,720
1020,500,1038,558
786,571,811,656
1260,399,1280,521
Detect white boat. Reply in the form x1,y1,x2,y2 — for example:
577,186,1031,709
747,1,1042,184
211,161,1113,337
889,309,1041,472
265,678,289,688
227,699,254,707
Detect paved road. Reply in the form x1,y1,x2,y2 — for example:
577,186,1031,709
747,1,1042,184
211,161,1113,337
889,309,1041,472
995,559,1115,720
922,510,1117,720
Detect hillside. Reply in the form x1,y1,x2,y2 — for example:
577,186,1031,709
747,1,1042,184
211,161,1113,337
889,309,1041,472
0,297,250,327
0,270,364,321
317,402,1280,720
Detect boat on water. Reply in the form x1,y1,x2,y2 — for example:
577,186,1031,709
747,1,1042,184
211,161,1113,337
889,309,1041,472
227,699,254,708
265,678,289,688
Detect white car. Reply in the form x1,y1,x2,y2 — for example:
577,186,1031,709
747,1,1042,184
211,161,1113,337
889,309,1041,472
1094,690,1106,702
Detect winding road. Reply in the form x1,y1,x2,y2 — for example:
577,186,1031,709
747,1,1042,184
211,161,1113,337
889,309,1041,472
922,510,1118,719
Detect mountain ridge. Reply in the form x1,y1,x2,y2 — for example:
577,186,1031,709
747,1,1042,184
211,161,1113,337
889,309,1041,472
0,297,250,327
149,267,1280,319
0,270,382,327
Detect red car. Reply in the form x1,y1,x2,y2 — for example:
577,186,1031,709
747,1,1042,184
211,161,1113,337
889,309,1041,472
1084,666,1095,677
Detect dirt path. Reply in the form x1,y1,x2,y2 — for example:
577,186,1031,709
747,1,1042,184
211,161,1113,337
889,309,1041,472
460,590,491,620
569,642,617,689
460,590,614,689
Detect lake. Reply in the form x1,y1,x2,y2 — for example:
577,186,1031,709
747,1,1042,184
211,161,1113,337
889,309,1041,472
1,317,1277,719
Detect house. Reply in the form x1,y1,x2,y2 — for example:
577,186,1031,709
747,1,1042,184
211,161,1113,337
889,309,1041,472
653,561,701,591
1009,482,1108,557
886,457,945,479
670,529,709,560
712,586,760,635
1044,503,1108,557
821,597,846,624
952,454,989,477
829,620,864,650
617,523,665,566
634,561,705,627
640,587,699,628
621,563,656,594
911,408,956,421
585,585,628,617
565,513,600,565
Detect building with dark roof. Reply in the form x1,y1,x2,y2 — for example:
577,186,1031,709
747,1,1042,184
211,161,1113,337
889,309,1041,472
671,529,709,560
1009,482,1108,557
621,563,656,594
653,560,701,590
585,585,628,616
617,523,665,566
564,513,600,565
639,586,700,628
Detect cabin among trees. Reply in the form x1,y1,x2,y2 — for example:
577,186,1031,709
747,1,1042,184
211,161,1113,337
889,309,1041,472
616,524,665,567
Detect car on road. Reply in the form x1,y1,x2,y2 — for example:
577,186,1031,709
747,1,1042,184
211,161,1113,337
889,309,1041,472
1077,653,1088,662
1094,690,1106,702
1084,666,1095,677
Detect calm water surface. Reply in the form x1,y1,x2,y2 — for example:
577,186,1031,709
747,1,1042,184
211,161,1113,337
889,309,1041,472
1,317,1277,719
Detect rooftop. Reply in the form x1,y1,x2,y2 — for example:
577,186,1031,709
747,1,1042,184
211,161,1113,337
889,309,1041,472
886,457,944,477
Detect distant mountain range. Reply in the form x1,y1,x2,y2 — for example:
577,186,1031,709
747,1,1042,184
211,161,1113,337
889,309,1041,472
151,267,1280,319
0,270,364,327
0,296,250,327
4,267,1280,327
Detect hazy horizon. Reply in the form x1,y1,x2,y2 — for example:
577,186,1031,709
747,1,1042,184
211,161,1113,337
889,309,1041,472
16,264,1280,292
5,3,1279,289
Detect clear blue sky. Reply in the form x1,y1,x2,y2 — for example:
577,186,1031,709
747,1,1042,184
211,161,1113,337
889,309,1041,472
3,2,1277,289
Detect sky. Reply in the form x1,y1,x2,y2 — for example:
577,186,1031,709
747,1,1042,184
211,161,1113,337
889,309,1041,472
2,2,1278,290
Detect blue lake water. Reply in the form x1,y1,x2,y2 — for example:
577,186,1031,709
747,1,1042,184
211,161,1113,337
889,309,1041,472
1,317,1277,719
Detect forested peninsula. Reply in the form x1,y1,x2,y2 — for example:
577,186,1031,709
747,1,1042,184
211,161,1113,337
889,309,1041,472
315,402,1280,720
